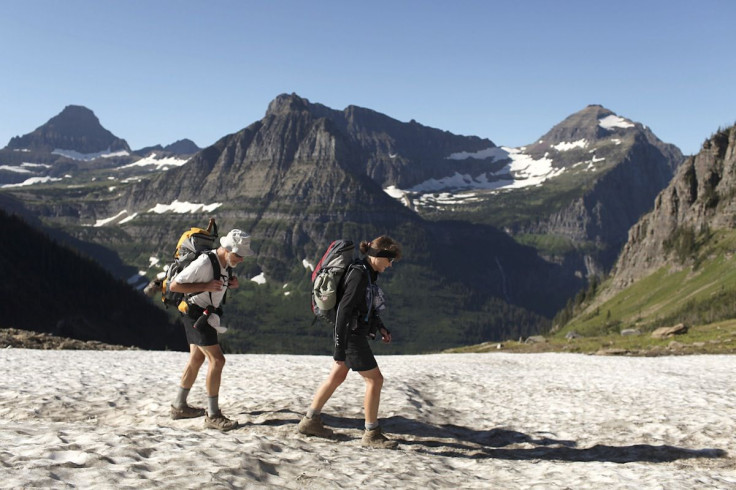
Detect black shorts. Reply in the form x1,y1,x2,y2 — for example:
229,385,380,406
345,334,378,372
182,314,218,347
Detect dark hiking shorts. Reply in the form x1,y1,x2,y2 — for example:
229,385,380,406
183,314,218,347
345,334,378,372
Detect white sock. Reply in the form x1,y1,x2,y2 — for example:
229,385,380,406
174,387,190,409
208,395,219,416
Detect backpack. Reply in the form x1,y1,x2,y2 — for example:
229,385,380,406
311,239,356,322
145,218,227,309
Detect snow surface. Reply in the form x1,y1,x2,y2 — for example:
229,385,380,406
0,350,733,488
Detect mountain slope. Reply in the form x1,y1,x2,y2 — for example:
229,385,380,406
394,105,684,277
0,208,185,350
556,124,736,336
0,94,585,353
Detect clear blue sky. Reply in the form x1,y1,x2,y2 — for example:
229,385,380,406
2,0,735,156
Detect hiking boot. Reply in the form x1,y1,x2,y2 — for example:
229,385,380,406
170,404,206,420
297,414,334,439
361,427,398,449
204,411,238,432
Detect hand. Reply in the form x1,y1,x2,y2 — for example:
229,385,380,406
380,328,392,343
228,276,239,289
203,279,224,292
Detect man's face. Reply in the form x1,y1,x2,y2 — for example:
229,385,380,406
226,251,245,268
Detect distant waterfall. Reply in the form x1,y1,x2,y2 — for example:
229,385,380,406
495,256,510,302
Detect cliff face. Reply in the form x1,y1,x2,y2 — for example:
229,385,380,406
267,93,499,188
613,125,736,288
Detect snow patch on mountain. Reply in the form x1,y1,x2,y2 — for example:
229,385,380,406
446,147,510,161
1,176,63,188
552,139,588,151
398,147,561,194
0,165,33,174
52,148,130,161
92,201,220,226
118,153,190,171
94,210,129,227
599,115,634,130
250,272,267,285
148,200,223,214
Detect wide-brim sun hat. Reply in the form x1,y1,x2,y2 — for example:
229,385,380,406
220,229,255,256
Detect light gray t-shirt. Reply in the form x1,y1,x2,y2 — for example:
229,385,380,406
175,253,229,309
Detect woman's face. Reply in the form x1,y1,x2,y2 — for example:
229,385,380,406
369,255,393,273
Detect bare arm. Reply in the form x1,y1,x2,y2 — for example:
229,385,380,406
170,279,224,294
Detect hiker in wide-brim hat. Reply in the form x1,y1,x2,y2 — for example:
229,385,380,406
168,228,253,432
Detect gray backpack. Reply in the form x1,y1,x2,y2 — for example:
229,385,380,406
311,239,355,322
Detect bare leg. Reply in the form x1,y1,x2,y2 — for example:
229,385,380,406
180,344,205,389
198,344,226,396
358,366,384,425
309,361,349,411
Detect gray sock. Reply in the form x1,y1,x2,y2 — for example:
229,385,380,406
173,387,190,409
306,408,320,419
365,421,379,431
208,395,219,417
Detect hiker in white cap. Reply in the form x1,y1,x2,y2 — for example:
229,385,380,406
169,228,254,432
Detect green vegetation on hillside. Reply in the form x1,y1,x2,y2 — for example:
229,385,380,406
446,319,736,355
555,229,736,338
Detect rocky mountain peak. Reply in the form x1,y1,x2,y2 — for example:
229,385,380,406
531,105,636,151
5,104,130,154
266,93,313,117
164,138,200,155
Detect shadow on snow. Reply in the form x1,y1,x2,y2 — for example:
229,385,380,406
241,409,728,464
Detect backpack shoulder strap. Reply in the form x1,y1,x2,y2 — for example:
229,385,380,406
205,250,221,278
203,250,229,305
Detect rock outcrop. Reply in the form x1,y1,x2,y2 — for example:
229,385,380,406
612,125,736,289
